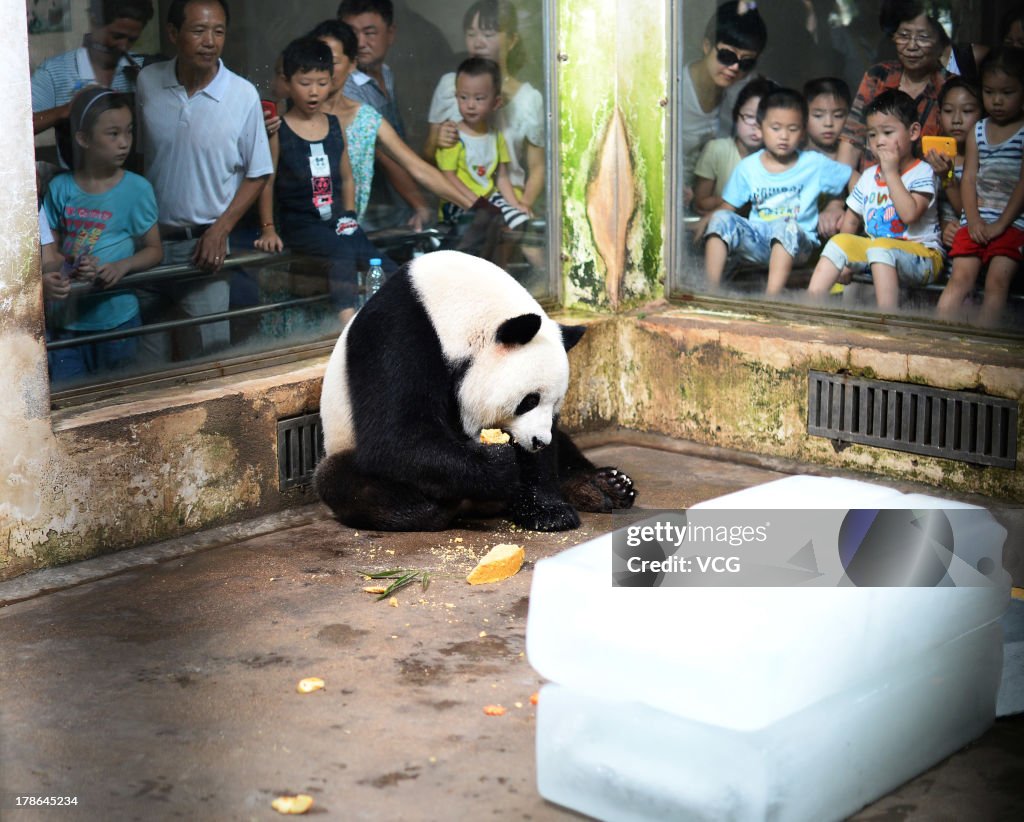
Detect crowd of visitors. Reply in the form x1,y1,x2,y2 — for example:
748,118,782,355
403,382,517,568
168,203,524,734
31,0,1024,389
688,1,1024,327
32,0,543,383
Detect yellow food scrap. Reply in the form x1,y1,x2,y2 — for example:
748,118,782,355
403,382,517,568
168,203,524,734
363,585,388,594
389,596,399,607
271,794,314,814
483,704,507,716
467,543,524,585
479,428,510,445
296,677,325,694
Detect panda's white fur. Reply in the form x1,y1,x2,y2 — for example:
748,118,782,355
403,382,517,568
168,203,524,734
314,250,636,532
321,250,569,454
320,319,356,455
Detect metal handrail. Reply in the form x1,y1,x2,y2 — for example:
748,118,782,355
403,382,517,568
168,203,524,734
47,294,333,349
45,228,448,352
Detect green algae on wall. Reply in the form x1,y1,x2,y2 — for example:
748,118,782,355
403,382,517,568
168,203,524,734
615,0,667,300
557,0,666,310
609,315,1024,503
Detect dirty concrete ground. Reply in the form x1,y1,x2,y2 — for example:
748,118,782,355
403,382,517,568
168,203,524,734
1,443,1022,821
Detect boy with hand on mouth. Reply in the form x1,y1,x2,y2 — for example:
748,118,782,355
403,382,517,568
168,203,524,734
703,87,852,295
807,89,944,312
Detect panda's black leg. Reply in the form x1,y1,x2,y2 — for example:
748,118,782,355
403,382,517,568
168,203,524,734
553,429,638,512
314,452,459,531
506,444,581,532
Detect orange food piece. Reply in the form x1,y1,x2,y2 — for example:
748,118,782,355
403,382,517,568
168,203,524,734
466,544,524,585
530,691,539,705
296,677,325,694
483,704,507,716
271,794,314,814
479,428,510,445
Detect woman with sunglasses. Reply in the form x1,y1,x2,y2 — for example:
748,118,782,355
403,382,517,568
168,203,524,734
837,4,949,172
682,1,767,205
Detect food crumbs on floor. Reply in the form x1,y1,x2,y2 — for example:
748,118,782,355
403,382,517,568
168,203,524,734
271,794,314,814
389,596,399,607
479,631,487,637
514,701,524,708
483,704,506,716
363,585,388,594
530,691,539,705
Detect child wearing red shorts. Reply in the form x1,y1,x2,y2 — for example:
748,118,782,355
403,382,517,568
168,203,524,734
938,48,1024,327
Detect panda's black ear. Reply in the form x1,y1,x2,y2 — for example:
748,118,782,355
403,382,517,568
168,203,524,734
496,313,543,346
560,324,586,352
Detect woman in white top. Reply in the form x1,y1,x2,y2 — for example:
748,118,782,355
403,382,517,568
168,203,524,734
423,0,545,212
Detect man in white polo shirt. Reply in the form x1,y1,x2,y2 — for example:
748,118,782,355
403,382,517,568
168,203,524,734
135,0,271,360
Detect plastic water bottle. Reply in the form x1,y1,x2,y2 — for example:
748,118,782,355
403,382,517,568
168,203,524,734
364,257,385,303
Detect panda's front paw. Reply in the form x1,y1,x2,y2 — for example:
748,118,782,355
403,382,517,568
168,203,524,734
508,488,580,532
561,467,637,512
593,467,637,509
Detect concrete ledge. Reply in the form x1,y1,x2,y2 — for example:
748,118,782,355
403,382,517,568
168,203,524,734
562,310,1024,503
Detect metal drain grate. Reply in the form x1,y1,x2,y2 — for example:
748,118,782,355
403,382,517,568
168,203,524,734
808,371,1018,469
277,412,324,489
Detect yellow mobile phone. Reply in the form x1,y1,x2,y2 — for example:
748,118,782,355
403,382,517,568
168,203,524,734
922,136,958,158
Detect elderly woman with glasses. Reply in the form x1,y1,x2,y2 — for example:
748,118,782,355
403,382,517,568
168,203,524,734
837,4,949,172
682,1,767,205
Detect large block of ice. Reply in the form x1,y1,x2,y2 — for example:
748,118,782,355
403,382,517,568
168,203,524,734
690,475,904,509
536,622,1002,822
526,476,1010,730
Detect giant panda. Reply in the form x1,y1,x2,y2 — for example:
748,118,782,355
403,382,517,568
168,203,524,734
314,250,637,532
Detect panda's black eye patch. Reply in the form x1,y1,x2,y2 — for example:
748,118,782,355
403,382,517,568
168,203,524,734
515,392,541,416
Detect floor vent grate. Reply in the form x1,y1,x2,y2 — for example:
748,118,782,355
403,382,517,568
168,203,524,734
277,412,324,489
807,371,1017,469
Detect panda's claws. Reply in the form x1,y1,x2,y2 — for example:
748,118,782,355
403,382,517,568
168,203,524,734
592,466,637,509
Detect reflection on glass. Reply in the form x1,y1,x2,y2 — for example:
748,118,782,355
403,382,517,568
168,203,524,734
677,1,1024,333
29,0,551,396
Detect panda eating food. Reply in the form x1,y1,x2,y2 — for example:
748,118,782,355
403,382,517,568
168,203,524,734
314,250,637,531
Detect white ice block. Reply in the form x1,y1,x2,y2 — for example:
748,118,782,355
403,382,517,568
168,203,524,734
690,475,903,509
536,622,1002,822
527,477,1010,730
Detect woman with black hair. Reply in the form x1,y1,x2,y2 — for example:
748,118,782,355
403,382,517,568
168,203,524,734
838,2,949,171
681,0,768,203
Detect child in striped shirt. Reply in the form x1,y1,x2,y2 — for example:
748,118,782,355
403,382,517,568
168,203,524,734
938,48,1024,327
806,90,943,311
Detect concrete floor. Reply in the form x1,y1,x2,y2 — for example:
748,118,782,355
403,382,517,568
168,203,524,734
1,444,1022,821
